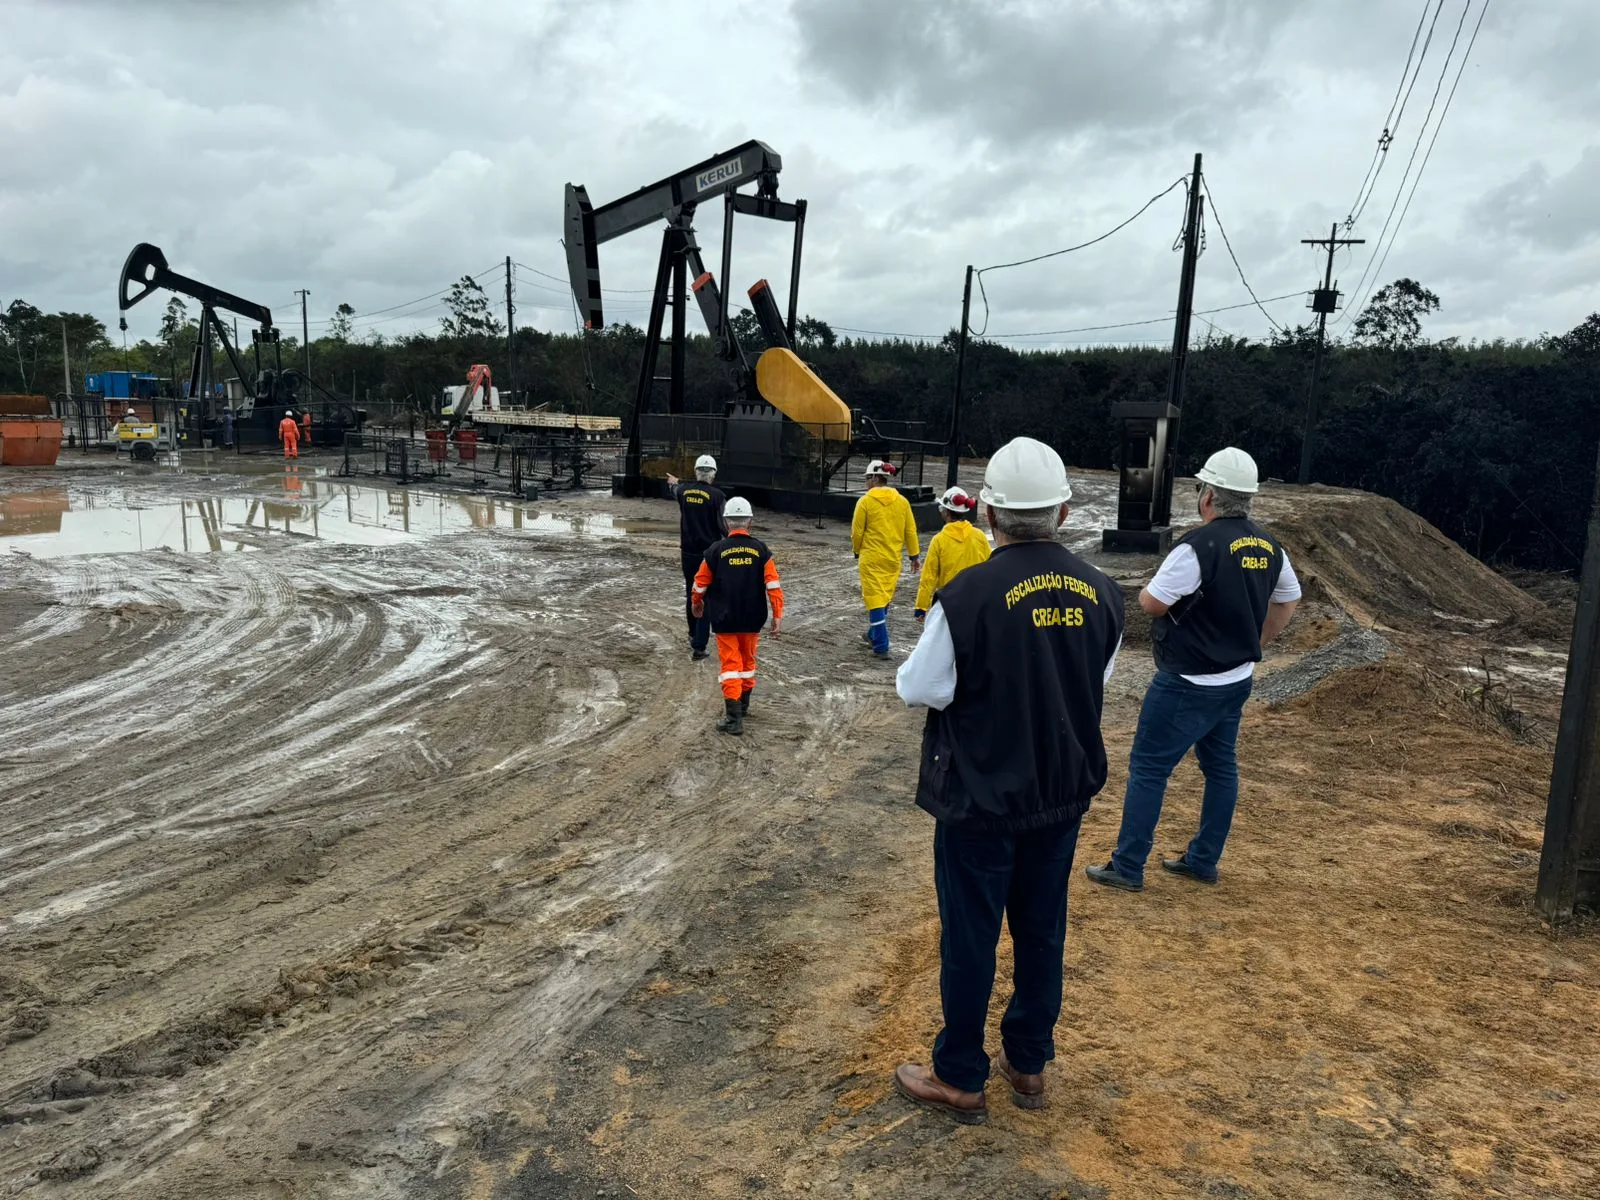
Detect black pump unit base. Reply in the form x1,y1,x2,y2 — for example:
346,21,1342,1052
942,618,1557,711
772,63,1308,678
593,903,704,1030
1101,526,1173,555
615,475,940,531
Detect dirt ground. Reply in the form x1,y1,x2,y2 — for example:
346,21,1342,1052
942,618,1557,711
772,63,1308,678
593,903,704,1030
0,455,1596,1199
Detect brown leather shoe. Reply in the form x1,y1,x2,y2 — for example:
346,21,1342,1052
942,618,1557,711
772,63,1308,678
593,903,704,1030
893,1063,988,1125
996,1051,1045,1109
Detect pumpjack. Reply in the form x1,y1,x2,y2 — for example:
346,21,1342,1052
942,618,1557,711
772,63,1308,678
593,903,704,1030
117,244,365,449
565,141,935,524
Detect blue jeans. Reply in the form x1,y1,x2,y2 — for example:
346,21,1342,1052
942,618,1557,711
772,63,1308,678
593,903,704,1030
868,606,889,654
1111,671,1253,885
932,817,1081,1093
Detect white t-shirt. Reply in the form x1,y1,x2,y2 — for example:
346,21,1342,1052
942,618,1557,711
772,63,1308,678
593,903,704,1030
1146,542,1303,686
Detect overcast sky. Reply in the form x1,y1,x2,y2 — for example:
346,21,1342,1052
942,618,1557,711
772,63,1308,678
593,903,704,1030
2,0,1593,352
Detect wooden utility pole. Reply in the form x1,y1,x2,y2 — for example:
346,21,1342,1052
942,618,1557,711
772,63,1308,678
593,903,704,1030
1538,440,1600,920
1298,224,1363,485
61,320,72,399
947,264,974,489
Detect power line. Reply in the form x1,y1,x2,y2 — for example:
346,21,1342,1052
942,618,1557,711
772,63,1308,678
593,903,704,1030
514,261,656,295
1340,0,1480,324
1352,0,1491,321
1350,0,1450,229
1346,0,1436,228
1197,178,1287,332
834,293,1304,343
968,174,1191,336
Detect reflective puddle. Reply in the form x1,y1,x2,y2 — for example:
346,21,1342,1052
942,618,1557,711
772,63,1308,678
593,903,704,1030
0,477,629,558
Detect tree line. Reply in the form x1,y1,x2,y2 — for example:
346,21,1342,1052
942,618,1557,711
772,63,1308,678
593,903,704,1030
4,278,1598,574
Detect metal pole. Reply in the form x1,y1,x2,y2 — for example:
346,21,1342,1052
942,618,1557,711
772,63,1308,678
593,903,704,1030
296,289,310,380
946,264,974,489
720,193,736,359
505,256,515,405
61,320,71,401
1155,152,1204,528
1539,439,1600,921
787,199,808,344
669,237,687,415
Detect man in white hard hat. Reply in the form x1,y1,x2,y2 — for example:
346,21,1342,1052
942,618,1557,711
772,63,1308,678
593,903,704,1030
892,437,1124,1123
852,459,921,659
665,454,728,661
691,496,784,736
1087,446,1301,893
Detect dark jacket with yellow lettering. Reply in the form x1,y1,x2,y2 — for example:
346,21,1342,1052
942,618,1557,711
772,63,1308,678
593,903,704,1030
1152,517,1284,677
692,533,784,634
917,540,1125,832
674,482,727,555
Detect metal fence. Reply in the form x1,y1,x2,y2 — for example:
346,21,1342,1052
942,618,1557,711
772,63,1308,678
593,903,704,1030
339,431,624,497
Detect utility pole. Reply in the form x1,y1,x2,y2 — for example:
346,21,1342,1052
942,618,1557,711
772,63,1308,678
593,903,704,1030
1298,223,1364,485
295,289,311,381
505,256,516,406
1539,439,1600,921
1103,151,1201,554
947,264,974,489
61,320,72,399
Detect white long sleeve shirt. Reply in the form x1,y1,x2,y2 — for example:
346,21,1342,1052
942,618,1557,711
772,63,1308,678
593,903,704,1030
896,602,1120,710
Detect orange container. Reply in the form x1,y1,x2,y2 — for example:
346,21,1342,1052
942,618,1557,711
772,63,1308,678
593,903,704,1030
0,418,64,467
454,429,478,462
425,429,447,462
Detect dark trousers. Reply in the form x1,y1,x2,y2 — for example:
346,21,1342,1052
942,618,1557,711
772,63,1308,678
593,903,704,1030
681,550,710,652
932,816,1082,1093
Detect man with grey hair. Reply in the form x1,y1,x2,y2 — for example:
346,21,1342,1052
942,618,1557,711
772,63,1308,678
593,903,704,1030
1087,446,1301,893
892,437,1124,1123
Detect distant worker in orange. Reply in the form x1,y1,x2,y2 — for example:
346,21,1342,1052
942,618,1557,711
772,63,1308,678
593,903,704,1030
692,497,784,737
278,409,300,459
299,408,312,447
913,486,992,623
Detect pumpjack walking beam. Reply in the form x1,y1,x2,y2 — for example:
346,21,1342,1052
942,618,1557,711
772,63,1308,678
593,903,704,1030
564,140,807,494
118,243,280,412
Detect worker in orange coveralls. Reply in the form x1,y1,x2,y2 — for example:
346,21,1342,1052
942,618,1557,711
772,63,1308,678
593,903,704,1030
278,410,300,459
299,408,312,447
692,496,784,737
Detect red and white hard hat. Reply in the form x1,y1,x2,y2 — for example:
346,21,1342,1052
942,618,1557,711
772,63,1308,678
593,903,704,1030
938,486,977,513
863,459,898,478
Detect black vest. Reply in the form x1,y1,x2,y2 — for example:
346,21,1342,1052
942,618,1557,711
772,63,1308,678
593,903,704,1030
1152,517,1285,676
917,540,1126,832
700,533,772,634
676,483,726,554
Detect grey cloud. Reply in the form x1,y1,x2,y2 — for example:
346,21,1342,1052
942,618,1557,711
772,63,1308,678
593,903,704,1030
1472,147,1600,252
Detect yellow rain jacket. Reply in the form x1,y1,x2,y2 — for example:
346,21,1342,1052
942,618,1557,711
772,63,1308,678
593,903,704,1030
852,486,920,610
915,520,991,612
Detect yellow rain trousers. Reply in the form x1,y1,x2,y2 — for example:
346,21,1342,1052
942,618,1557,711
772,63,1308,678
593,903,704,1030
852,486,920,610
914,519,992,612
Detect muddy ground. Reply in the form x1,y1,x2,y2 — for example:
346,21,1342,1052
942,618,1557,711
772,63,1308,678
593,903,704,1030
0,455,1596,1198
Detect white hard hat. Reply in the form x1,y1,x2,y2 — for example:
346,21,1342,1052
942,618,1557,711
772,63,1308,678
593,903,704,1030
863,459,897,478
724,496,753,521
979,437,1072,509
285,409,295,417
695,454,718,472
937,486,977,513
1195,447,1259,495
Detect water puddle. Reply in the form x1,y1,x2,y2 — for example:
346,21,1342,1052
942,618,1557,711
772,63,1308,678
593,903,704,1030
0,477,629,559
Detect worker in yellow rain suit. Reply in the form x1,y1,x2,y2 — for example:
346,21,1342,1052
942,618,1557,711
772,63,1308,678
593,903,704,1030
913,486,992,622
852,459,920,659
278,410,300,460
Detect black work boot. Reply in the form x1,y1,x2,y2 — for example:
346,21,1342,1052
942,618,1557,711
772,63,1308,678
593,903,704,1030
715,698,744,736
739,690,752,718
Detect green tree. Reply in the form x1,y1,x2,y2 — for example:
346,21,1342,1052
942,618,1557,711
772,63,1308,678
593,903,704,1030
440,275,503,338
796,315,837,350
1351,278,1441,349
159,296,189,348
330,302,355,343
1,299,47,391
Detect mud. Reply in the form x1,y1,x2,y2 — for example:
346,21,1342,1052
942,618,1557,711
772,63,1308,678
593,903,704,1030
0,462,1594,1199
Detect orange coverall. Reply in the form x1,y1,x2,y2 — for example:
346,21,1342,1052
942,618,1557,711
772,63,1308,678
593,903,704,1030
693,537,785,702
299,410,312,446
278,415,300,459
